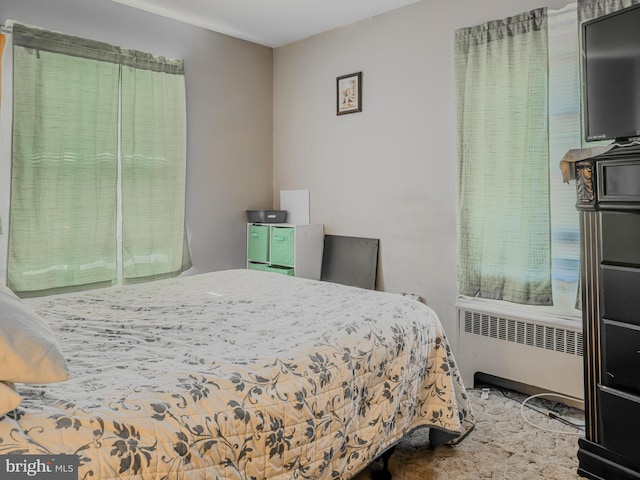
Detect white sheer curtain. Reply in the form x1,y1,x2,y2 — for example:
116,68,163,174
548,3,582,316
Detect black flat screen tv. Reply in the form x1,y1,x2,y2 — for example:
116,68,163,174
583,4,640,143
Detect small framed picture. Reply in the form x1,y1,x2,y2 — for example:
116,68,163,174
336,72,362,115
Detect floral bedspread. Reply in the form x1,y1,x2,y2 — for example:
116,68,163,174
0,269,474,479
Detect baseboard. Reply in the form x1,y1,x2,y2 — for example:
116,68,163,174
474,372,584,410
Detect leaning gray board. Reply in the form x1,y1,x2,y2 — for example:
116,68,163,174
320,235,379,290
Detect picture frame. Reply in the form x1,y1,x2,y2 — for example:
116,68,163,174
336,72,362,115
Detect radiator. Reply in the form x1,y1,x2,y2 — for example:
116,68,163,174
455,297,584,400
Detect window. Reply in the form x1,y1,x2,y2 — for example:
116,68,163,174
1,22,191,296
455,5,581,319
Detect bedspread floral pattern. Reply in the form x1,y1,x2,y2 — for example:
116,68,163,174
0,270,474,479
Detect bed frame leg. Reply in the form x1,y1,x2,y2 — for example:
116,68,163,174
371,446,396,480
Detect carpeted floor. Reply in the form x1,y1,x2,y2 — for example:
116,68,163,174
354,388,584,480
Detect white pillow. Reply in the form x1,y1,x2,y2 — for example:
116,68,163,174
0,285,70,383
0,382,22,416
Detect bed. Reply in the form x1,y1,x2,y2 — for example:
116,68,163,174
0,269,474,479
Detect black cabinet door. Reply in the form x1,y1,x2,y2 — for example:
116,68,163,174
599,386,640,470
601,265,640,326
603,320,640,396
601,211,640,266
598,160,640,203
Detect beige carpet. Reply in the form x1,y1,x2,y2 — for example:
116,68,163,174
355,388,584,480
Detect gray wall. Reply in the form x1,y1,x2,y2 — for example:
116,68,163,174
1,0,576,347
273,0,572,343
0,0,274,275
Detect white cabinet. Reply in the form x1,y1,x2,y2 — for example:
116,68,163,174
246,223,324,280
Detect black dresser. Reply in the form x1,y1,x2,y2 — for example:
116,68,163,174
575,144,640,479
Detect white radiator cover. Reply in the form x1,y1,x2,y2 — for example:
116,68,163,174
455,297,584,400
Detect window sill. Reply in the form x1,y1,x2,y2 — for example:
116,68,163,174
455,295,581,330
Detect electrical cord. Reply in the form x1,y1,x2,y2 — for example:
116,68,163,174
472,387,585,435
519,392,585,435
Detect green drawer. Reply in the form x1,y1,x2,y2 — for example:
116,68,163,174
270,227,295,266
247,225,270,262
265,265,295,276
248,261,267,271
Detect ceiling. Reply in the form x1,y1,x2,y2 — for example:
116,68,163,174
111,0,422,48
